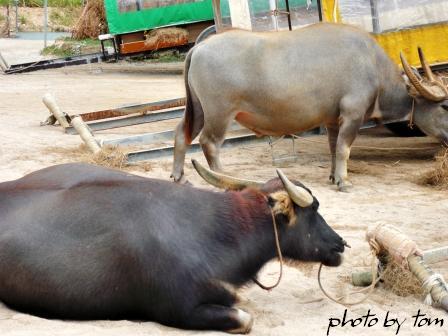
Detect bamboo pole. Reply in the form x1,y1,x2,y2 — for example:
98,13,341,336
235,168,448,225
42,93,70,128
356,224,448,312
70,116,101,154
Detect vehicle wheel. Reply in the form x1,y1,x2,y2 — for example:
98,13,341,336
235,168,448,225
195,25,216,45
384,121,426,137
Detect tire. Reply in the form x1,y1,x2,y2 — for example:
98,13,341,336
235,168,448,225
384,121,426,137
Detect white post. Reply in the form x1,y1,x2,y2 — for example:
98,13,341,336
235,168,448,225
71,116,102,154
42,93,71,128
228,0,252,30
269,0,278,31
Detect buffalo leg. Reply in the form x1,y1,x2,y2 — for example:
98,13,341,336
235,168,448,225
184,304,253,334
172,119,188,182
199,121,230,172
326,123,340,184
334,117,362,192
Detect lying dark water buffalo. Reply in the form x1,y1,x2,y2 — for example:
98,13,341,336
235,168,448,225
171,22,448,191
0,162,345,333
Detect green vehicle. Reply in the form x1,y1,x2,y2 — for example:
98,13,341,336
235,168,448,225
104,0,316,53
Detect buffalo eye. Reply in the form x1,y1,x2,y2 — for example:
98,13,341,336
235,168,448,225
442,102,448,112
267,196,276,207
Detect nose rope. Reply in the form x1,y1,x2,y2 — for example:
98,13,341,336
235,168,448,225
317,241,382,306
252,209,284,291
408,97,416,129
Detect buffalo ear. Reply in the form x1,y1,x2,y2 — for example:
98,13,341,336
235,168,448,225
268,191,297,226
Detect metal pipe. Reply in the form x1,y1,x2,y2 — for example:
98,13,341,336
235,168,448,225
65,108,184,134
317,0,322,22
285,0,292,30
43,0,48,48
103,122,243,147
5,4,10,38
15,0,18,33
211,0,223,33
127,133,266,163
77,97,185,122
369,0,380,34
423,246,448,264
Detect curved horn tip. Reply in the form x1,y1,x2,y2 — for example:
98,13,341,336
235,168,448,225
276,169,314,208
276,169,289,183
191,158,264,190
191,158,199,168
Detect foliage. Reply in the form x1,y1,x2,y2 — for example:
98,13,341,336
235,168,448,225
16,0,82,7
41,36,101,57
50,6,80,27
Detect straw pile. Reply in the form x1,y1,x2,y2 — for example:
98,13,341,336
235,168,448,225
381,257,424,297
72,0,107,39
44,144,154,172
144,27,188,49
81,144,128,169
418,148,448,189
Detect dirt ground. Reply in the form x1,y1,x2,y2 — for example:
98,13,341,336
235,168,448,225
1,40,448,336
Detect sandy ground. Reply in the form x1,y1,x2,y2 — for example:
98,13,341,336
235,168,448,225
0,38,56,64
0,38,448,336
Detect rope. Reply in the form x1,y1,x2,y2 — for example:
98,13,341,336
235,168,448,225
253,209,284,291
423,273,448,305
317,244,382,306
408,98,416,129
367,223,422,269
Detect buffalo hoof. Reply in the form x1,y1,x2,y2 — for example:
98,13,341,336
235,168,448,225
171,172,187,184
328,175,335,185
227,309,253,334
337,181,352,192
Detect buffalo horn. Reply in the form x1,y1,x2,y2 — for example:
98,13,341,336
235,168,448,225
418,47,436,83
276,169,313,207
191,159,264,190
400,52,447,102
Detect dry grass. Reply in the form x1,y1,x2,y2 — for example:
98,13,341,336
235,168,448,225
71,0,106,39
381,258,424,298
81,145,128,169
42,144,154,172
417,148,448,189
144,27,188,49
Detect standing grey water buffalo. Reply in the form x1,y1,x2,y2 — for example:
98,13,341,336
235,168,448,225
0,162,345,333
171,22,448,191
